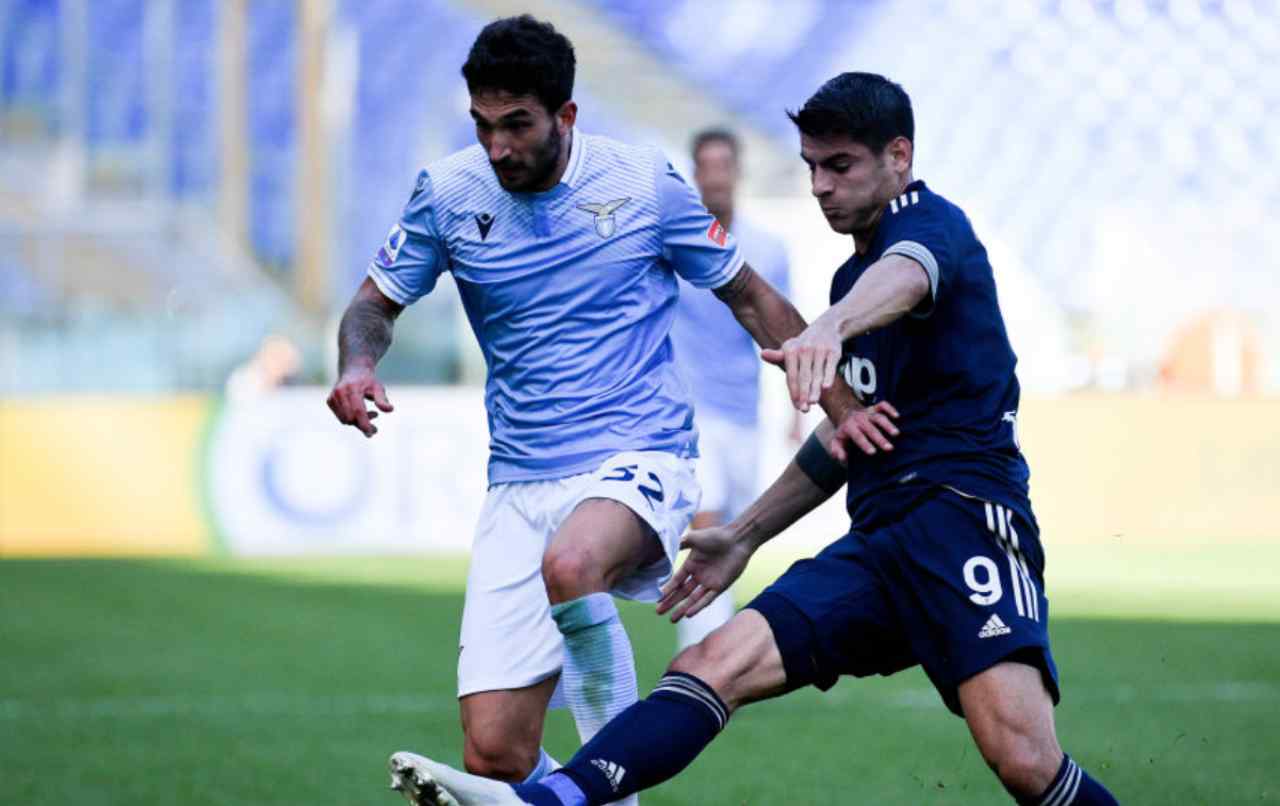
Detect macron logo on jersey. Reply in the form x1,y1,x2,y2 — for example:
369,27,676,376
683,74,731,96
889,190,920,214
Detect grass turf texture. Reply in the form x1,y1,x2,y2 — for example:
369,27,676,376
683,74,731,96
2,548,1277,805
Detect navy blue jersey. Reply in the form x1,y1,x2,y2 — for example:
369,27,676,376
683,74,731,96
831,180,1032,531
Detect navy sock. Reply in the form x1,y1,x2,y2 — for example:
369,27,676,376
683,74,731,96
1019,755,1119,806
513,671,729,806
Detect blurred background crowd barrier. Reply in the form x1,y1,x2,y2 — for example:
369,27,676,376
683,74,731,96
2,0,1277,556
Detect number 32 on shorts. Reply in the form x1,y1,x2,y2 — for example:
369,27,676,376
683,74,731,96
601,463,666,510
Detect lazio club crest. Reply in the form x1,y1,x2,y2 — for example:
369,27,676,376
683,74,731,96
577,198,631,238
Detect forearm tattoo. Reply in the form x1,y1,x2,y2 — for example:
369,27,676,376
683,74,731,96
338,298,396,374
713,264,754,303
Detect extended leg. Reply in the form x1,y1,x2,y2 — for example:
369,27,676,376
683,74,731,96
960,661,1119,804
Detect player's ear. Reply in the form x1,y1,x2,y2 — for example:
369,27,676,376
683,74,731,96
556,100,577,134
887,136,912,174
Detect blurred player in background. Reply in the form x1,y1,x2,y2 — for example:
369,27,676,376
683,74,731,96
324,15,869,806
669,127,799,651
394,72,1120,806
225,334,301,401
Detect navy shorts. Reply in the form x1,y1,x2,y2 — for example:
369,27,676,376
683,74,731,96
748,488,1060,717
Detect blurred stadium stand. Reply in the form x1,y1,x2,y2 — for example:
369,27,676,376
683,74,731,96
1,0,1276,394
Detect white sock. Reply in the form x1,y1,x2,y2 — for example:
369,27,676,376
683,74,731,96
551,592,640,806
522,748,561,784
675,585,736,651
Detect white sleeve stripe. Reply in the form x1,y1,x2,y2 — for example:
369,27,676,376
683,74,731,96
882,240,938,302
367,263,416,305
706,248,747,291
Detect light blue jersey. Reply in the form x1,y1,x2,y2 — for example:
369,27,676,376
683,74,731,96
672,219,790,427
367,129,744,484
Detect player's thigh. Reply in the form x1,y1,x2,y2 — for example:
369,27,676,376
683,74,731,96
459,481,565,697
547,450,699,601
546,497,663,588
669,608,788,711
879,491,1060,716
745,533,915,693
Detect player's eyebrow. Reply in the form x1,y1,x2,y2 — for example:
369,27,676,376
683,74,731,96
470,107,535,126
800,151,855,167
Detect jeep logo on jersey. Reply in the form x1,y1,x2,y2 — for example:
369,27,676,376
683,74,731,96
376,225,405,268
840,355,878,402
577,198,630,238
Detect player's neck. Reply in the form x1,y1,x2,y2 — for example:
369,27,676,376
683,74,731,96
533,129,574,193
853,173,913,254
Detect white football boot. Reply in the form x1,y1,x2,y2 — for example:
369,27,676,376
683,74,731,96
388,752,525,806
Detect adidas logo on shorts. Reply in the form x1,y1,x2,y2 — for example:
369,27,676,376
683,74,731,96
591,758,627,792
978,614,1012,639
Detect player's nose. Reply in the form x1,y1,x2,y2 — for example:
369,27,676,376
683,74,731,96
810,171,833,197
487,136,511,163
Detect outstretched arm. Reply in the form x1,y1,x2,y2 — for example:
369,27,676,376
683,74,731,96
327,277,404,437
762,254,929,411
714,264,860,427
657,415,881,620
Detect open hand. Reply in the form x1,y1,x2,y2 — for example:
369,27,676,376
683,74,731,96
657,526,753,622
326,367,394,437
827,401,900,462
760,316,843,413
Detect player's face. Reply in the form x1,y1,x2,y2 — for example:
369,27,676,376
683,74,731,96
693,140,739,219
471,91,576,192
801,134,908,235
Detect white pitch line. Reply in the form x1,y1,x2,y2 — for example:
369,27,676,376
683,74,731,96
0,692,455,721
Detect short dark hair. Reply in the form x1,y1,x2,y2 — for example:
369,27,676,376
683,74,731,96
787,72,913,153
691,127,741,162
461,15,575,113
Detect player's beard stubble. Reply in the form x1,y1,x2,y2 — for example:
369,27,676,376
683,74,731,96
492,124,563,193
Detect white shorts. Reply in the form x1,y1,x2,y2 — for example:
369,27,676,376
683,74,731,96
695,415,760,521
457,450,700,697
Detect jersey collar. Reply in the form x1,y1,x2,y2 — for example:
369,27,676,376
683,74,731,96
560,127,587,189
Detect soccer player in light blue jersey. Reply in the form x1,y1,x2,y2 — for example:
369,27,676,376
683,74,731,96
669,127,800,651
324,16,874,806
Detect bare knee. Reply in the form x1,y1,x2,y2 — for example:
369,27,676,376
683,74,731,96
668,610,785,711
541,543,606,604
977,731,1061,797
463,725,538,783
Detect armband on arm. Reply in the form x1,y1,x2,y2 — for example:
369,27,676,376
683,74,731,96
795,432,846,494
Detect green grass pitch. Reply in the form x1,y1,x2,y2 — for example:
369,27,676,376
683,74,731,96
2,546,1277,804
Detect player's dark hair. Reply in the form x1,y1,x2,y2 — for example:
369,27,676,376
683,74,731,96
787,72,913,153
691,127,741,162
461,15,576,114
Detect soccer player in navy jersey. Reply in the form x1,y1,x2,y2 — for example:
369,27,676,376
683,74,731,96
325,16,892,806
394,72,1120,806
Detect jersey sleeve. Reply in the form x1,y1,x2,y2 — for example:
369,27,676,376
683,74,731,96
366,170,448,306
655,156,745,290
877,196,954,318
